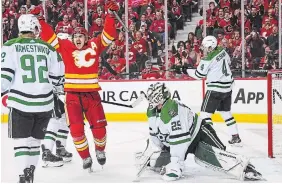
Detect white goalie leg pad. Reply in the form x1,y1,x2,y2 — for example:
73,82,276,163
194,142,249,180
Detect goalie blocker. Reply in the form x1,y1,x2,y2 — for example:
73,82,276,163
137,82,263,181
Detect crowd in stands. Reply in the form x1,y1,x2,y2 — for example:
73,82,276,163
173,0,281,78
2,0,281,79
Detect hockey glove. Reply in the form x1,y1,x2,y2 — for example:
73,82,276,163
106,0,119,12
162,157,184,181
172,64,193,75
30,6,44,20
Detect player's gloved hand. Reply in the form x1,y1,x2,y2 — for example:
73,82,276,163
172,64,193,75
162,157,184,181
106,0,119,13
30,6,44,20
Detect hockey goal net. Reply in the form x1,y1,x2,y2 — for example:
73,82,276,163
268,70,282,158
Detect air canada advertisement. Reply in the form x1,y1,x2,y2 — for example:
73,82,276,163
1,79,281,116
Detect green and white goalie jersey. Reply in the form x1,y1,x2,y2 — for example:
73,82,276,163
147,99,202,162
188,47,234,93
1,38,64,113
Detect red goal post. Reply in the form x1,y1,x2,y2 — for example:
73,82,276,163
267,70,282,158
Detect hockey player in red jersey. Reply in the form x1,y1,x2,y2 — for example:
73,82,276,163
31,0,119,171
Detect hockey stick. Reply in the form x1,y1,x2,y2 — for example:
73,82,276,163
113,11,130,33
120,69,176,76
134,139,151,181
112,11,136,42
58,93,146,108
102,93,145,108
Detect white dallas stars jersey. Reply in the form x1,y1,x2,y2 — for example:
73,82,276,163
1,37,64,112
147,99,202,162
188,47,234,93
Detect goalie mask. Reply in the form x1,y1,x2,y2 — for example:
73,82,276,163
147,82,171,109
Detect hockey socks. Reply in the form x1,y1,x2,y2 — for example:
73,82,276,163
57,114,69,147
43,118,59,151
14,137,40,181
73,135,90,159
56,129,69,146
220,111,239,136
92,127,106,151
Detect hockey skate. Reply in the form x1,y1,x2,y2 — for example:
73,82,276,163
19,175,25,183
228,134,242,146
41,145,64,167
96,150,106,166
83,157,93,173
244,164,263,181
56,140,73,162
22,165,35,183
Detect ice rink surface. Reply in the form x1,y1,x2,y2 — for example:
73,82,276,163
1,122,282,183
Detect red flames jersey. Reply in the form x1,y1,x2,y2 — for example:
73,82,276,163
132,38,147,53
40,15,117,92
141,67,161,79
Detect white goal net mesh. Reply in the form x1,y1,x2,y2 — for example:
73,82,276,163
271,72,282,157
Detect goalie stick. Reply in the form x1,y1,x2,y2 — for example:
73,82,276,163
134,139,161,181
57,93,146,108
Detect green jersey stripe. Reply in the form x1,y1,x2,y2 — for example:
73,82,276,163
1,74,12,82
170,138,191,145
10,89,53,99
195,70,206,77
209,80,234,85
207,85,232,89
226,121,236,126
57,135,68,139
45,131,57,137
15,151,40,157
8,96,53,106
170,132,190,139
44,136,56,141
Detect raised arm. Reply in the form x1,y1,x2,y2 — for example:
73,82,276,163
88,1,119,53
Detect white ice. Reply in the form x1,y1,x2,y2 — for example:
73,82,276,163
1,122,282,183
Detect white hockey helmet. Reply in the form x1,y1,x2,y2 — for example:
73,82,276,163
147,82,171,109
201,35,217,52
18,14,41,36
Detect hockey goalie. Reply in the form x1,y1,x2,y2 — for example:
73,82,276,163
135,82,263,181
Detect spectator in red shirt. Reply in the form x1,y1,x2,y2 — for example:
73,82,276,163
260,18,273,38
128,6,139,22
141,61,161,79
229,30,242,51
217,8,225,23
133,31,148,55
206,2,218,18
219,0,231,13
149,11,167,44
90,18,104,37
262,8,278,26
145,6,156,22
92,6,106,21
219,11,233,39
57,14,71,28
